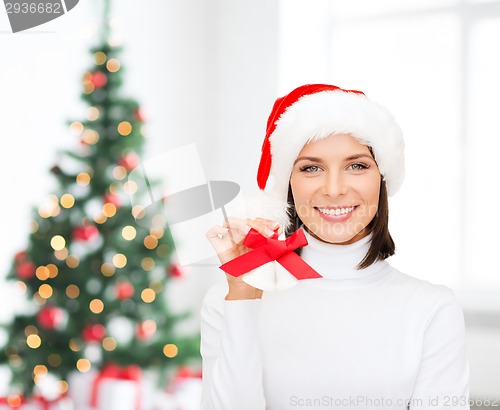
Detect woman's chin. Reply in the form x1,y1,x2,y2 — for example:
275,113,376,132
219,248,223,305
305,224,368,245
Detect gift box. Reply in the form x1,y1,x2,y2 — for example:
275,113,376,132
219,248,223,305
95,379,138,410
68,364,154,410
32,395,74,410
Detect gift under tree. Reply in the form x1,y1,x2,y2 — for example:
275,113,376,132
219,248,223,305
0,1,200,407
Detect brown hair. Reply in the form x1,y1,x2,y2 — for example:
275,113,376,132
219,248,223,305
285,178,395,269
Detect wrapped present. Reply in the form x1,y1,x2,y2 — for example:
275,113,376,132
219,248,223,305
91,364,141,410
158,367,202,410
32,394,74,410
67,370,97,410
68,366,156,410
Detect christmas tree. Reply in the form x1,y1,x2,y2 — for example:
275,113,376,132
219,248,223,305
0,1,200,399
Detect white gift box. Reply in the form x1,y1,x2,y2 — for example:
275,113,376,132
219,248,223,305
67,371,98,410
68,369,155,410
32,396,74,410
96,379,138,410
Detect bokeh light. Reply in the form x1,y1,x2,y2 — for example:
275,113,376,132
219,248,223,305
70,121,84,135
143,235,158,250
107,58,121,72
50,235,66,251
112,254,127,268
122,226,136,240
101,262,115,277
38,284,53,299
141,288,156,303
36,266,50,281
102,203,117,217
89,299,104,314
163,343,178,358
141,257,155,271
47,264,58,278
66,284,80,299
27,334,42,349
82,129,99,144
87,107,100,121
66,255,80,269
102,337,117,351
117,121,132,136
76,172,91,186
60,194,75,208
76,358,91,372
93,51,107,65
112,165,127,180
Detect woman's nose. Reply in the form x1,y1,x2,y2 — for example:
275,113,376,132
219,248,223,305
321,171,347,197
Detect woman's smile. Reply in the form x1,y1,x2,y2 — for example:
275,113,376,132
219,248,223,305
315,205,358,222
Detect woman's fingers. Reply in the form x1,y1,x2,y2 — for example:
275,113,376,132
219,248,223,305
206,225,229,239
206,217,283,264
246,218,281,238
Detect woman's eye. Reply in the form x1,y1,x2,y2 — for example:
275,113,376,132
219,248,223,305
300,165,321,173
349,163,369,171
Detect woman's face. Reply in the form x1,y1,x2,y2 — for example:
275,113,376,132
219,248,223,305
289,134,381,245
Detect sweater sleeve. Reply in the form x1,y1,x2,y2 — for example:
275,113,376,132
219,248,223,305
199,283,266,410
410,288,470,410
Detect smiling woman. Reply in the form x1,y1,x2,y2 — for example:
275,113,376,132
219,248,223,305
201,84,470,410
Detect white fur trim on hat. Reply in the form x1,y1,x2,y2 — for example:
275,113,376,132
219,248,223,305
269,90,405,204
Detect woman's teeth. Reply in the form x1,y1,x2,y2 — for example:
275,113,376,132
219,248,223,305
317,206,354,216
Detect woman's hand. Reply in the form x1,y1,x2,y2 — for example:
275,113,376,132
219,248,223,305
206,217,282,300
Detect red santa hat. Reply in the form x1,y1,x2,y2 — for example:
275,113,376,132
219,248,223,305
235,83,405,231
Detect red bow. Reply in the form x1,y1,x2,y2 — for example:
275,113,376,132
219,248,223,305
33,393,69,410
91,363,142,410
220,228,322,280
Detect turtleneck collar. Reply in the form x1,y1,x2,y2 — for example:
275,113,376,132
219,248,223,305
299,228,391,288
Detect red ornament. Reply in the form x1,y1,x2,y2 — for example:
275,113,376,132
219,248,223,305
104,193,120,208
73,225,99,242
92,71,107,88
115,282,134,300
118,153,140,171
15,251,28,263
82,323,106,342
37,306,66,330
136,320,156,341
168,264,184,278
133,108,145,122
16,261,36,280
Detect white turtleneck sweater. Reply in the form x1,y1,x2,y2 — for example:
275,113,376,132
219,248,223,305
200,232,470,410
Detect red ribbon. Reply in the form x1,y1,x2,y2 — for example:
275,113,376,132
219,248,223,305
33,393,69,410
90,363,142,410
220,228,322,280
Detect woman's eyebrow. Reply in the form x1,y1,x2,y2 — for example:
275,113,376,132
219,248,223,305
293,156,323,166
293,153,373,166
345,153,374,161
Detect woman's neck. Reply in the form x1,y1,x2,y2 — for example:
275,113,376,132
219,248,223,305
299,228,390,287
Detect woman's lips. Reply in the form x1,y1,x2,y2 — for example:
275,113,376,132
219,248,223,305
314,206,357,222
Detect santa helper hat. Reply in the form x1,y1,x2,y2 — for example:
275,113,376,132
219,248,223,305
228,83,405,291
